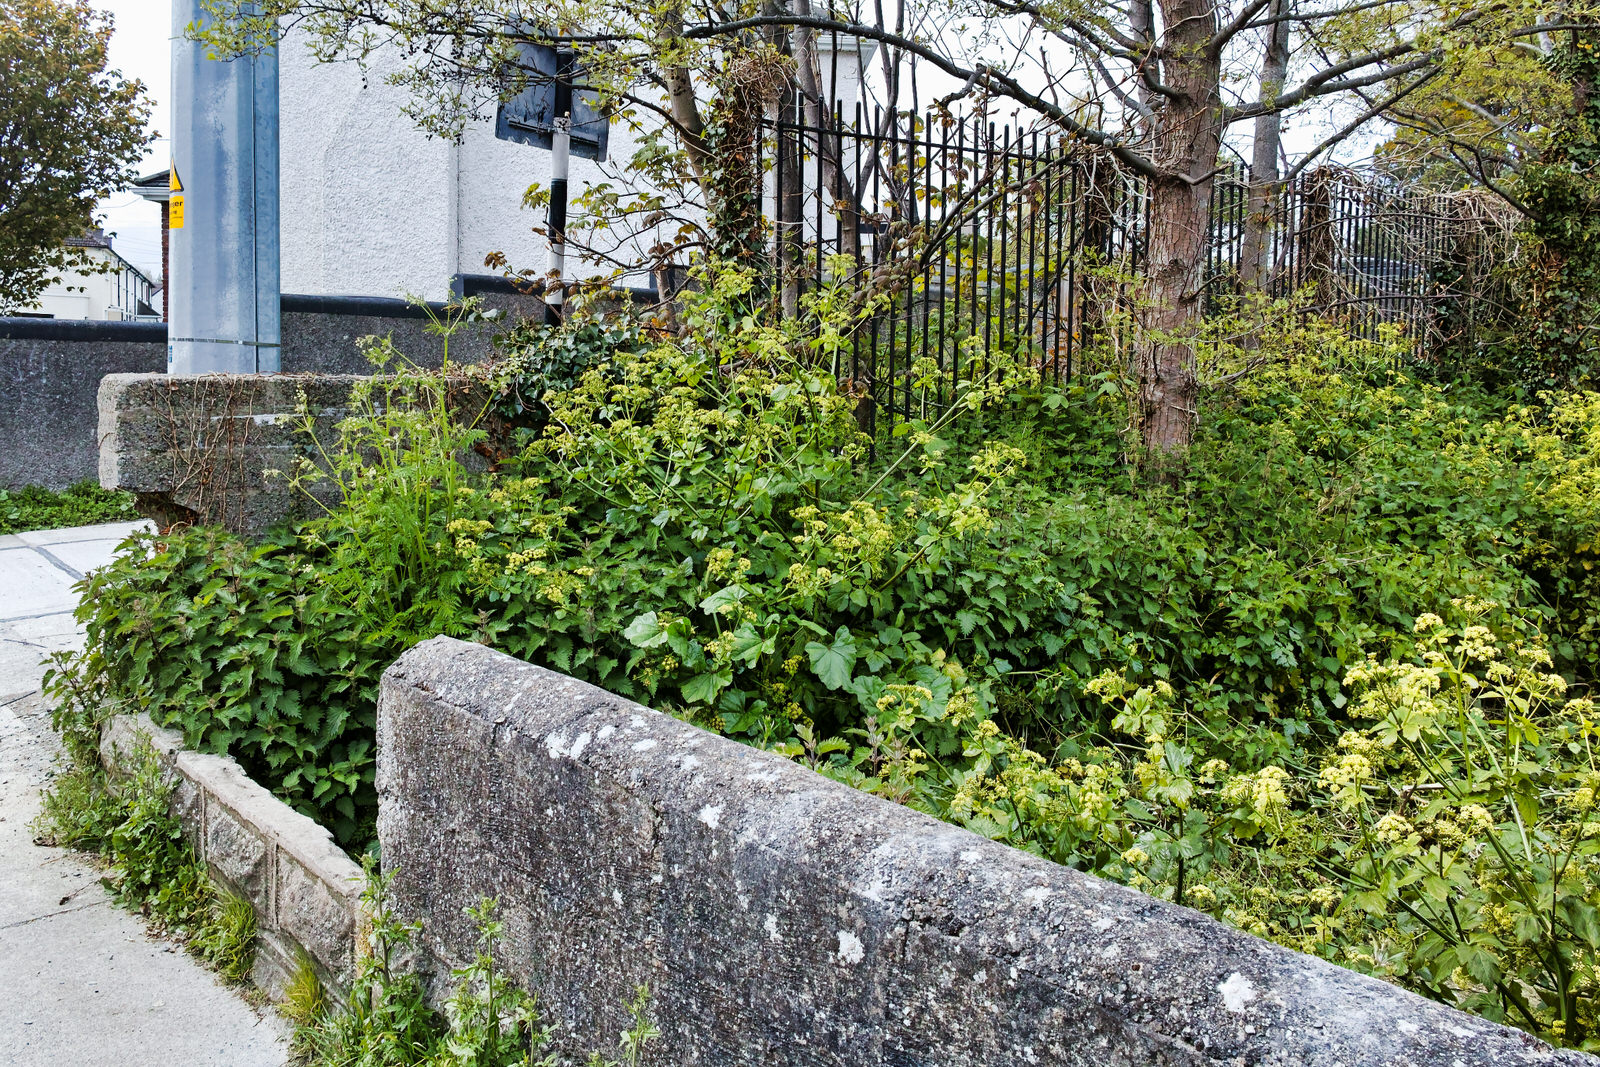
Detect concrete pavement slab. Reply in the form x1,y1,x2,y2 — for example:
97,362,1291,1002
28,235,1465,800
0,695,288,1066
35,539,128,578
0,519,287,1065
0,552,77,622
7,614,79,645
0,636,57,696
14,521,149,548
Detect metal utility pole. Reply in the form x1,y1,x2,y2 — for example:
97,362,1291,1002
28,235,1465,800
168,0,281,374
544,54,572,326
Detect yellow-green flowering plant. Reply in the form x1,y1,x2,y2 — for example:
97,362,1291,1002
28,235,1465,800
53,250,1600,1050
1311,601,1600,1043
861,600,1600,1046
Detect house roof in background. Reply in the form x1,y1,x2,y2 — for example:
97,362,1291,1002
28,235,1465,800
131,169,171,202
65,228,113,249
61,228,155,285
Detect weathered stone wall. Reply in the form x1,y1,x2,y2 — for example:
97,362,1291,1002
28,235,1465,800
378,636,1592,1067
0,294,517,492
0,320,166,491
5,283,658,493
97,372,367,534
100,713,364,997
97,371,499,534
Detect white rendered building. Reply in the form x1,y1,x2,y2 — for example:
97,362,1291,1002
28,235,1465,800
17,231,159,321
130,22,877,306
275,29,876,302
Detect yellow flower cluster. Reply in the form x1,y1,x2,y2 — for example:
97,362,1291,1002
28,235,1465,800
1221,766,1291,818
1318,749,1374,811
1372,811,1414,844
704,547,751,581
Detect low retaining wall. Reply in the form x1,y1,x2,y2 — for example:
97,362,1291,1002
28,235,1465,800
97,371,500,533
378,636,1590,1067
0,320,166,492
0,290,518,492
100,713,363,997
97,372,367,533
3,279,657,492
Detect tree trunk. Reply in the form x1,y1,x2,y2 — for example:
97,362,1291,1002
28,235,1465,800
1140,172,1216,463
1128,0,1156,117
658,5,708,180
1239,0,1291,289
789,4,865,305
1138,0,1224,469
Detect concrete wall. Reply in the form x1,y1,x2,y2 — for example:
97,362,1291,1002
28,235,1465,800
0,320,167,491
378,635,1593,1067
97,372,368,534
278,37,458,302
96,368,510,534
0,293,533,491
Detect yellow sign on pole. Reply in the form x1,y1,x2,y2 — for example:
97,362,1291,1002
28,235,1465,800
169,164,185,230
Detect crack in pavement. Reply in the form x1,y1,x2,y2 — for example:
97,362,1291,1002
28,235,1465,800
0,897,110,932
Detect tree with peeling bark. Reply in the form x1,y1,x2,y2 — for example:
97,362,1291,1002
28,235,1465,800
203,0,1581,464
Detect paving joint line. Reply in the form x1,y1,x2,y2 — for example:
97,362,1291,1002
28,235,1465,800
0,608,82,624
30,545,85,581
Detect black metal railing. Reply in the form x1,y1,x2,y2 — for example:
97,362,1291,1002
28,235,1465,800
758,105,1503,437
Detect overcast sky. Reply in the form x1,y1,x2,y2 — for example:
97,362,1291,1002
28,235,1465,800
94,0,170,279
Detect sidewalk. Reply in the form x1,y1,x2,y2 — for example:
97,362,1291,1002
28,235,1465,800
0,521,289,1066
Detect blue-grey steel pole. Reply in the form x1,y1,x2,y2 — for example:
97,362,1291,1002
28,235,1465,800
545,57,572,326
168,0,281,373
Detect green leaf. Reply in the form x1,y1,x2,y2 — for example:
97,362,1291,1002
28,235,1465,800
805,626,857,690
728,624,775,666
681,667,732,705
699,585,747,615
623,612,669,648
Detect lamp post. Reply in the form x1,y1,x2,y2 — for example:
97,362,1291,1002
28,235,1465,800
167,0,280,374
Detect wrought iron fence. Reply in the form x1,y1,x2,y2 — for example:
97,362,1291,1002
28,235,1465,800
758,104,1509,437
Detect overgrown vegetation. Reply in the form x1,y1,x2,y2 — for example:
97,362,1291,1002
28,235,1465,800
0,480,135,534
44,264,1600,1047
287,860,658,1067
32,741,256,983
1425,37,1600,396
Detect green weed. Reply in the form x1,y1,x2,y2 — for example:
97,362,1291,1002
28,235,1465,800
32,740,257,984
282,952,328,1028
43,259,1600,1045
0,481,135,535
194,890,259,983
292,859,657,1067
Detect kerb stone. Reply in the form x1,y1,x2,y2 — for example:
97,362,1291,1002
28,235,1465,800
98,713,364,999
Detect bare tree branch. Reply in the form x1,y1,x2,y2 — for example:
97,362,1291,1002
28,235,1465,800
684,14,1162,176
